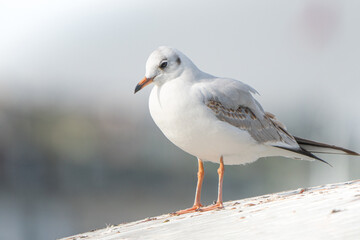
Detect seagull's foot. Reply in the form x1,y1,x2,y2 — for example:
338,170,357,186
171,203,203,215
199,201,224,212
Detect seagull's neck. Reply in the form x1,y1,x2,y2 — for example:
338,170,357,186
180,66,214,83
176,52,203,74
182,61,214,81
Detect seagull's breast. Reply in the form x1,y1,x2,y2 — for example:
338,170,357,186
149,79,261,164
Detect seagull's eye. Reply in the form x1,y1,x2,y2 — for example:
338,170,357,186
159,61,168,69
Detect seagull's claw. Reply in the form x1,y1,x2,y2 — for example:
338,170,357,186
171,202,224,215
172,203,203,215
198,202,224,212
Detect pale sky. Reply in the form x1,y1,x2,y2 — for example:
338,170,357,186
0,0,359,140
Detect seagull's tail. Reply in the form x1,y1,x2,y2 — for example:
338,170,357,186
294,136,360,156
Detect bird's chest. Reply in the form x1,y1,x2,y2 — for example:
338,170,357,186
149,83,206,148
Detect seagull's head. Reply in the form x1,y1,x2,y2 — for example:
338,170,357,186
135,46,191,93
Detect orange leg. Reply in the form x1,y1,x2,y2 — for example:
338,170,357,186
174,158,204,215
200,156,224,211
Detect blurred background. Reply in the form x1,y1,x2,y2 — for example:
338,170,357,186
0,0,360,239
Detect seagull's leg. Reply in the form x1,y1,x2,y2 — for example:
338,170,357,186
174,158,204,215
216,156,225,206
193,158,205,207
200,156,224,211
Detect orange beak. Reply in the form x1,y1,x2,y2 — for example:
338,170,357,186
134,77,153,94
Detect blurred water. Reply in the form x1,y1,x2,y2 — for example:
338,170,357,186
0,1,359,239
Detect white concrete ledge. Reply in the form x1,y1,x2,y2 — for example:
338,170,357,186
60,179,360,240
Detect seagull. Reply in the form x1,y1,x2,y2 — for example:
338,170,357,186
134,46,359,214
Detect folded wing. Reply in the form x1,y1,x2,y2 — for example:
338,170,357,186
196,78,337,165
206,100,298,148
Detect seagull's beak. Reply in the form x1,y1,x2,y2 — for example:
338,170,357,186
134,77,153,94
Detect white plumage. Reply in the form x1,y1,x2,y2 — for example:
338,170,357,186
146,46,310,164
135,46,359,213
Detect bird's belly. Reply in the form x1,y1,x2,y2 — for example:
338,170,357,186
149,86,262,164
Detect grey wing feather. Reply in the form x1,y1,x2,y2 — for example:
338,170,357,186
206,100,299,148
207,101,330,165
194,77,299,148
194,78,262,112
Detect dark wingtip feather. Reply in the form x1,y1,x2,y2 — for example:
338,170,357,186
276,146,333,167
294,136,360,156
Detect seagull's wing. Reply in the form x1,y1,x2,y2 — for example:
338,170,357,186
194,77,298,149
194,77,330,164
206,99,299,148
